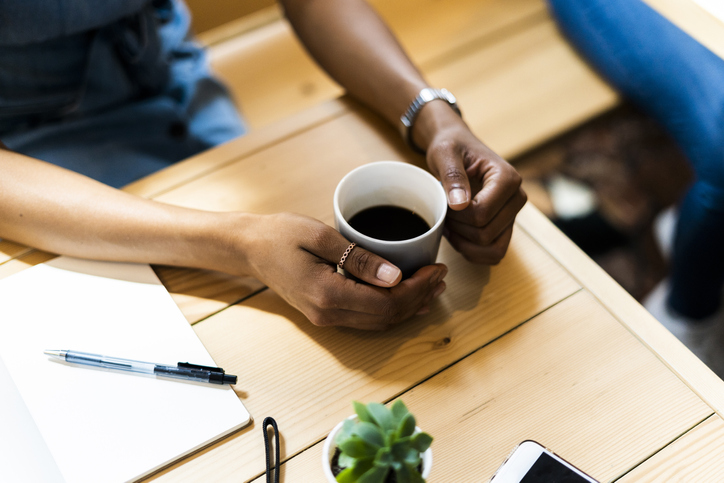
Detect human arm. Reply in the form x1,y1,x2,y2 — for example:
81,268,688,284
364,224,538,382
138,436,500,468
0,151,445,329
280,0,527,263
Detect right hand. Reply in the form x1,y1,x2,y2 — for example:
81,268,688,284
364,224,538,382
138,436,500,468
237,213,447,330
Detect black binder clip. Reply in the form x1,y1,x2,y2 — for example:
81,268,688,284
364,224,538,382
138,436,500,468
263,417,280,483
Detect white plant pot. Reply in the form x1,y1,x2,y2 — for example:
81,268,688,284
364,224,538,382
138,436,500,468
322,416,433,482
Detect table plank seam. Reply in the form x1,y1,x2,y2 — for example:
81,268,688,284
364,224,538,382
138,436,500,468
140,110,351,201
608,412,716,483
0,247,35,267
186,286,269,326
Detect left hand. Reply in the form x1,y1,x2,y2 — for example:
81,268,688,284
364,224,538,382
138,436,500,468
424,117,527,265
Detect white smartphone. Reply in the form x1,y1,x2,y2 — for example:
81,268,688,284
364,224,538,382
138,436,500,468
489,440,599,483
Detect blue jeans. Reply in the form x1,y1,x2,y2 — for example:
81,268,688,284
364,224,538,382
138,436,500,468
0,0,245,189
548,0,724,319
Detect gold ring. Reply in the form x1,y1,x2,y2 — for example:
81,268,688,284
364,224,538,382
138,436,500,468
338,242,356,269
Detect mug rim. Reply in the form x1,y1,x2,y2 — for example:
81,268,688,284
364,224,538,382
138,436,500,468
333,161,447,246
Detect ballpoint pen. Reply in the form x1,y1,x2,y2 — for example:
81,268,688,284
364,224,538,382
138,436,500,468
44,349,237,385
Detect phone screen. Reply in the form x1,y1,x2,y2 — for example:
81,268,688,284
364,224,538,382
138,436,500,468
520,453,591,483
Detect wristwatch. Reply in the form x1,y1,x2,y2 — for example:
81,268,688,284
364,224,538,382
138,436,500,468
399,88,462,154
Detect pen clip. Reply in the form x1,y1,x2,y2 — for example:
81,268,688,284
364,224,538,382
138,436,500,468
177,362,225,373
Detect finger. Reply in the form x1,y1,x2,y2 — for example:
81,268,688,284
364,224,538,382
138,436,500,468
385,265,448,322
302,227,403,287
445,188,527,245
320,263,448,318
446,224,514,265
319,280,444,331
319,308,393,331
417,281,446,314
323,279,442,330
427,142,471,211
447,173,524,228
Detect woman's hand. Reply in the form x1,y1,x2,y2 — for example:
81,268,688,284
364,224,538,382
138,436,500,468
238,213,447,330
414,103,527,265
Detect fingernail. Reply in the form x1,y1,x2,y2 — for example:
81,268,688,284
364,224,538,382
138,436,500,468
416,306,431,315
377,263,401,284
448,188,468,206
432,282,446,298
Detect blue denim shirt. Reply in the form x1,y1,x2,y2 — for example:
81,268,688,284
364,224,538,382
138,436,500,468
0,0,245,187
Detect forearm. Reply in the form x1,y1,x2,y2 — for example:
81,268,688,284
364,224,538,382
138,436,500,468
280,0,427,124
0,151,250,273
280,0,468,152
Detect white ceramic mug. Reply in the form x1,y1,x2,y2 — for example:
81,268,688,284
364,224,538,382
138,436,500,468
333,161,447,278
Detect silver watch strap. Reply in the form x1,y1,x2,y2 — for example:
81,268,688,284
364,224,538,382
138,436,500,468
399,88,462,154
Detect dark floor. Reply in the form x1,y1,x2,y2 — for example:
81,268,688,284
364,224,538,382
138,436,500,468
514,105,694,301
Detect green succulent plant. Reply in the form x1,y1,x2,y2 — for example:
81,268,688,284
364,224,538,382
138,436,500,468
333,400,433,483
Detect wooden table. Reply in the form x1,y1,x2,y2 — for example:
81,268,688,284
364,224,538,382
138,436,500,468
4,95,724,482
161,5,724,480
143,98,724,482
2,2,724,481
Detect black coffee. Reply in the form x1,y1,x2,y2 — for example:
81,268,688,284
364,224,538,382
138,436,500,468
348,205,430,241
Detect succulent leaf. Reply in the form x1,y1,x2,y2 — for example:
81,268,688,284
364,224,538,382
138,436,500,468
336,459,374,483
390,439,410,461
393,461,413,483
391,400,410,423
354,401,374,424
355,421,385,448
410,432,433,453
405,463,425,483
404,448,421,467
396,412,416,438
375,447,393,466
367,402,395,432
340,436,379,459
338,452,357,469
336,419,356,446
357,465,390,483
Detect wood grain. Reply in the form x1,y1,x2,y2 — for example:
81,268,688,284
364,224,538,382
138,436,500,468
253,290,713,482
515,205,724,419
122,98,352,199
426,18,617,159
146,226,581,482
152,267,265,324
151,107,414,220
0,250,56,280
208,0,617,134
185,0,276,35
0,240,32,265
206,0,546,129
618,415,724,482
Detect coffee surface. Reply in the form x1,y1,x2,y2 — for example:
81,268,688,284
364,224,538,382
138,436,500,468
348,205,430,241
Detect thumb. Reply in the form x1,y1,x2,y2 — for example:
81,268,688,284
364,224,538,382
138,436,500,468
429,144,471,211
339,242,403,287
306,227,403,287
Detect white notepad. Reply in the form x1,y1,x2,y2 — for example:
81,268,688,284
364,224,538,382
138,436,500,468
0,257,251,483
